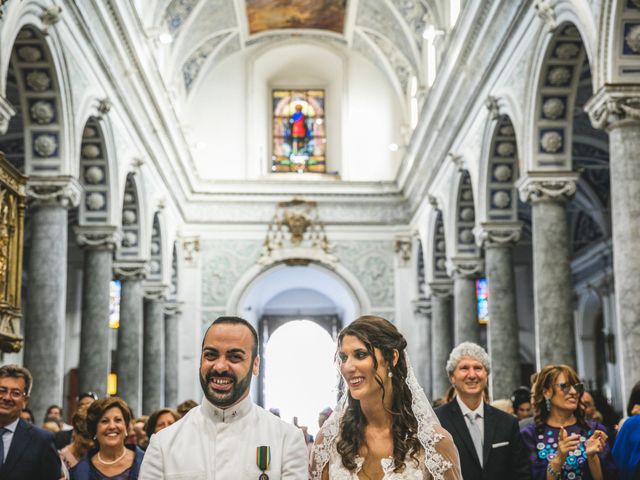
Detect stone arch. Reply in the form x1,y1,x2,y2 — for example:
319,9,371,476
0,25,67,174
117,173,143,259
480,115,520,223
77,118,113,225
168,241,178,301
526,22,592,172
426,209,449,284
598,0,640,86
451,170,479,258
147,212,164,283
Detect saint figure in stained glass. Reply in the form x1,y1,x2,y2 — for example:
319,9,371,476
272,90,326,173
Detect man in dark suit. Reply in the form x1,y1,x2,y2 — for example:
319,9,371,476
435,342,531,480
0,364,61,480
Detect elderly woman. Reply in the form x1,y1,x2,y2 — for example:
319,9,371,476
521,364,617,480
70,397,144,480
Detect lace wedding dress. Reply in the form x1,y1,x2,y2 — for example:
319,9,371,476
310,352,462,480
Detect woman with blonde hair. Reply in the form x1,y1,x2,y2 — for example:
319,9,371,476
520,364,617,479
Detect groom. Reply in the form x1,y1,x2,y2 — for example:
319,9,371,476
140,316,308,479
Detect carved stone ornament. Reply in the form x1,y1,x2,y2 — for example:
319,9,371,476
534,0,556,32
540,131,563,153
144,284,167,301
122,231,138,247
516,171,579,204
412,298,431,317
625,25,640,53
30,101,55,124
0,96,16,136
85,192,105,211
485,95,501,120
447,257,483,279
496,142,515,157
555,43,580,59
17,46,42,62
547,66,571,86
428,280,453,298
84,166,104,184
122,209,137,225
585,85,640,130
33,134,58,157
474,221,522,248
182,237,200,266
500,124,515,136
81,144,100,159
113,261,148,281
26,176,81,208
26,71,51,92
74,226,121,250
40,5,63,27
98,98,112,115
460,207,475,221
542,97,565,119
493,165,512,181
492,190,511,209
394,236,412,266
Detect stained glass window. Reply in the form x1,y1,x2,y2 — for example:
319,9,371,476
109,280,121,329
476,277,489,324
272,89,326,173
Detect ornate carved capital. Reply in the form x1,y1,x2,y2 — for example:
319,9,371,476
113,260,148,281
26,176,82,208
74,225,121,250
412,298,431,317
0,96,16,135
394,236,412,266
516,171,578,204
474,221,522,248
585,85,640,130
428,280,453,298
163,301,183,317
447,256,483,279
143,284,167,301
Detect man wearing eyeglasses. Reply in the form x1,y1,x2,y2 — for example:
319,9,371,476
0,364,61,480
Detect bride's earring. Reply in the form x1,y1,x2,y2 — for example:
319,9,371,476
388,369,393,378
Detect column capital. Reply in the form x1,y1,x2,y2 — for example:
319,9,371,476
412,298,431,317
0,95,16,135
74,225,121,250
447,256,483,279
26,176,82,208
516,171,579,204
113,260,148,281
428,280,454,298
163,301,184,316
474,221,522,248
143,283,168,301
585,84,640,130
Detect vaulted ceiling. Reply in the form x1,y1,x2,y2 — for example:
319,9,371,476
152,0,443,98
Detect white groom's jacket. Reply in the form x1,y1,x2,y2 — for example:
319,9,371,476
139,395,308,480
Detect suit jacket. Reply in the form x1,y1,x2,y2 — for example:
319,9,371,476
0,418,61,480
435,399,531,480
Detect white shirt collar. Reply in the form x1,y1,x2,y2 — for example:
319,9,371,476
456,395,484,419
201,393,253,424
2,417,20,432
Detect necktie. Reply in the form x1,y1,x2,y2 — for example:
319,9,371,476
466,412,483,467
0,427,7,466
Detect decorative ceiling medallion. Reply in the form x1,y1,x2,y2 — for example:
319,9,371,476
246,0,346,34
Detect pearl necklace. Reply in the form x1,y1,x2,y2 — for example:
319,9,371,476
97,448,127,465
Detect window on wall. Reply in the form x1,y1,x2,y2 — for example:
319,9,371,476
476,277,489,324
272,89,326,173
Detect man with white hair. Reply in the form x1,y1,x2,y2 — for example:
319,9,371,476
435,342,531,480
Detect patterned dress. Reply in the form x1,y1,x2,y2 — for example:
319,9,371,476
521,421,618,479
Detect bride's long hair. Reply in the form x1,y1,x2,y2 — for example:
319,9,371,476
336,315,421,473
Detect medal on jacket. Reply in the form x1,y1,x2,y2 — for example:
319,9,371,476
256,445,271,480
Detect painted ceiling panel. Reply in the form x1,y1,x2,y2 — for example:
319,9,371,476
245,0,347,34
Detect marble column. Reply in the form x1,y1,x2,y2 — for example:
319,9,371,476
429,281,454,399
0,95,16,135
75,226,121,398
143,286,166,414
476,222,522,399
22,177,81,421
449,258,483,346
164,303,182,408
586,85,640,406
114,261,147,417
518,172,578,368
412,299,432,398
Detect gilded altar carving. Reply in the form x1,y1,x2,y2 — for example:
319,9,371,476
0,152,27,352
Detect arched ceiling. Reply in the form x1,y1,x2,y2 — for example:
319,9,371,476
155,0,441,97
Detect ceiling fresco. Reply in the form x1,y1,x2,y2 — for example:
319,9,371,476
245,0,347,34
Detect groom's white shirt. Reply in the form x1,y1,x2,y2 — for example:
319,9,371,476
139,394,308,480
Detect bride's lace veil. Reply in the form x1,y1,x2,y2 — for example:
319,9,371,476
310,351,454,479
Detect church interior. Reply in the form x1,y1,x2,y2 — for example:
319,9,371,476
1,0,639,427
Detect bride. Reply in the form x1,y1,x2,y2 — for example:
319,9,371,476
310,315,462,480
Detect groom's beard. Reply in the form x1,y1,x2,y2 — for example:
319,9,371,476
200,369,252,408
